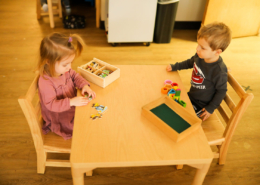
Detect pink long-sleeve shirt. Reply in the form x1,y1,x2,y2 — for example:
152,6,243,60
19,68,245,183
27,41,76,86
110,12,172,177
38,69,90,140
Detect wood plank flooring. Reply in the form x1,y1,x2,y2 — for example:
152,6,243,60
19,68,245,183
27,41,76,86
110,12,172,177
0,0,259,184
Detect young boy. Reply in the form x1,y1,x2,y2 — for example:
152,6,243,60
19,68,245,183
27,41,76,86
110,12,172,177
166,22,232,121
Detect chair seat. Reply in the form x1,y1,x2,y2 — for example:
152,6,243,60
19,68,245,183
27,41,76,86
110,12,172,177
43,132,71,153
202,112,225,142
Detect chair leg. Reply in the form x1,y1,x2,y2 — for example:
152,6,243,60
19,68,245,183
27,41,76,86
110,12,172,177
218,141,230,165
58,0,62,18
47,0,55,28
176,165,183,170
36,0,41,19
218,146,227,165
37,150,47,174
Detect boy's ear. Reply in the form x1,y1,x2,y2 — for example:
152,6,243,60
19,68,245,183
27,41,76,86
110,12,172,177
215,49,222,55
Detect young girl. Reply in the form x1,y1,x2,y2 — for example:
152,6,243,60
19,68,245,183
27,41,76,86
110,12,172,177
37,33,96,140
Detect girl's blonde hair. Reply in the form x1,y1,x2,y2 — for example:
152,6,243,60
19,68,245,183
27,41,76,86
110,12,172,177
197,22,231,52
37,33,85,77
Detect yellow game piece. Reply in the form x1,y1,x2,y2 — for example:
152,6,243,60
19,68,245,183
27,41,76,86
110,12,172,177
173,86,178,90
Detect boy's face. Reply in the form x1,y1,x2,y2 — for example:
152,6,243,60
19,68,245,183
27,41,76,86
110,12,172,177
54,54,75,76
196,38,221,62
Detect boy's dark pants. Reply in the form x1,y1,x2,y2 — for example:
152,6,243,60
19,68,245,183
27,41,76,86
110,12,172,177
188,97,204,118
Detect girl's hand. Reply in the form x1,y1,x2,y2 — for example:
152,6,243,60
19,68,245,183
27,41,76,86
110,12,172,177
166,65,172,72
70,97,89,106
200,108,211,121
81,85,96,99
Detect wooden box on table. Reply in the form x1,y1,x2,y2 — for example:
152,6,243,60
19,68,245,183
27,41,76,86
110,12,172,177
77,58,120,88
142,96,202,143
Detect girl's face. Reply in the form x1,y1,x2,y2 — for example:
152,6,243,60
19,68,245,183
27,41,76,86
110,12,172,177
54,54,75,76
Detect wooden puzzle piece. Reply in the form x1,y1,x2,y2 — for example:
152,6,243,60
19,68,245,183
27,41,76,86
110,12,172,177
92,103,108,114
85,94,93,101
90,113,102,120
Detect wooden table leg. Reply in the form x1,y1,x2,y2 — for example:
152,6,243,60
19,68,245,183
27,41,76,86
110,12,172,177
191,163,211,185
71,167,84,185
176,164,183,170
86,170,93,176
71,167,95,185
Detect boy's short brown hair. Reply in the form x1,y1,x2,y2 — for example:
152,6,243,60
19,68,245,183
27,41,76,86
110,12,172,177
197,22,231,52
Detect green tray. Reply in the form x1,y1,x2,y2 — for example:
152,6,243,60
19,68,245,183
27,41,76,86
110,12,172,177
151,103,191,133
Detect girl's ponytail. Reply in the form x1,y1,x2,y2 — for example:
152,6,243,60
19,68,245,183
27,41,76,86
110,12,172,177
70,34,85,57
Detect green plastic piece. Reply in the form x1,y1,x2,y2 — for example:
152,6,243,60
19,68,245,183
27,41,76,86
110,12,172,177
178,100,187,108
175,89,181,96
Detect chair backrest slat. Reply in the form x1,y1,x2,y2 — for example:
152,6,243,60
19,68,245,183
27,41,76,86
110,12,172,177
223,93,236,112
227,72,246,98
35,100,41,120
18,74,44,150
25,75,39,102
217,104,229,124
223,93,253,137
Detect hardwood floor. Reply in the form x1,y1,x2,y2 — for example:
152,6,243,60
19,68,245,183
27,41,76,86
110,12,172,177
0,0,259,184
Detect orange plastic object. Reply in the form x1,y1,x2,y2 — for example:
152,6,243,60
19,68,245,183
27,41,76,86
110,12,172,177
161,87,169,94
164,84,172,89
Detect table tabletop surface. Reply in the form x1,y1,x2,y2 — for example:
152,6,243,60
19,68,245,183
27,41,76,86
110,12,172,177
71,65,213,168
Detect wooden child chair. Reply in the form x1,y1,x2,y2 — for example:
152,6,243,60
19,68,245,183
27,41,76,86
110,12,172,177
177,69,254,169
36,0,62,28
18,74,71,174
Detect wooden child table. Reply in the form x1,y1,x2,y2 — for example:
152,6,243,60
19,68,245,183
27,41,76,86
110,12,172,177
71,65,213,185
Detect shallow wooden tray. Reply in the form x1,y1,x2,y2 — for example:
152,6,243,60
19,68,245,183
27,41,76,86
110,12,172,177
142,96,202,142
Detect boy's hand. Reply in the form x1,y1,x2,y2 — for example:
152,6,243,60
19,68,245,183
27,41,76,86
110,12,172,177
200,108,211,121
81,85,96,99
166,65,172,72
70,97,89,106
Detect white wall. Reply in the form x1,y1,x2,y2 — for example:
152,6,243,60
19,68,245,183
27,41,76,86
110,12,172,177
176,0,207,21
